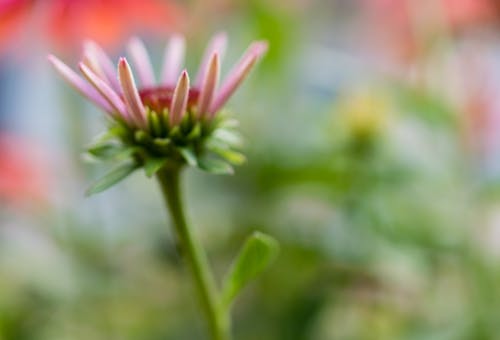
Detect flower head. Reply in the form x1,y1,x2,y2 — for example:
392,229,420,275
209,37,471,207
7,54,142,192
49,33,267,193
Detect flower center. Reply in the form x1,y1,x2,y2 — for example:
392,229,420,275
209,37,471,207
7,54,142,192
139,86,200,114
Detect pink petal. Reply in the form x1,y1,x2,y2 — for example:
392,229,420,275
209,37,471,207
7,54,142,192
169,70,190,126
83,40,121,93
127,37,155,87
48,54,112,113
161,34,186,86
79,63,130,122
82,52,106,81
210,41,268,114
197,53,219,119
195,32,227,86
118,58,148,129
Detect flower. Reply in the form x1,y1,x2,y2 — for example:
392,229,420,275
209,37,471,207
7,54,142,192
49,33,267,193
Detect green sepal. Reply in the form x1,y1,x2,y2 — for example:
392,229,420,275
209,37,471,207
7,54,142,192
169,126,181,138
144,157,168,177
218,118,239,129
85,160,139,196
206,137,246,165
87,143,123,159
86,112,244,181
99,124,129,141
178,147,198,166
86,143,139,162
198,157,234,175
187,122,202,140
221,231,279,308
134,130,151,144
213,129,243,147
153,138,171,147
161,108,170,128
210,147,246,166
148,110,163,137
146,108,154,132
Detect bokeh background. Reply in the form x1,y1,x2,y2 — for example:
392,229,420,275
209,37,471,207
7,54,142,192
2,0,500,339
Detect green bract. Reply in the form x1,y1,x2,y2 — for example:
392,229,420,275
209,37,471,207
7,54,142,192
85,110,245,194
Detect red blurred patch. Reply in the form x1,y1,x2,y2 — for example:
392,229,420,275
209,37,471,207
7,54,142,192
363,0,498,66
363,0,417,65
0,0,34,50
0,133,51,207
44,0,184,52
0,0,184,54
442,0,497,30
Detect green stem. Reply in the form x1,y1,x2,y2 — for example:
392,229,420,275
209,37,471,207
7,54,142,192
157,166,230,340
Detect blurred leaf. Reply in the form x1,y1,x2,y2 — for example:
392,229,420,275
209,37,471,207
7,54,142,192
222,231,279,307
86,160,139,196
248,0,297,70
395,85,456,126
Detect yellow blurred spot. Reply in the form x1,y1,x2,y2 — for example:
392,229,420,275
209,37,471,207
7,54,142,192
336,90,392,139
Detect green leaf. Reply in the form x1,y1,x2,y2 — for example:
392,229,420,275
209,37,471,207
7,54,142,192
198,157,234,175
221,231,279,307
144,157,167,177
86,161,139,196
178,147,198,166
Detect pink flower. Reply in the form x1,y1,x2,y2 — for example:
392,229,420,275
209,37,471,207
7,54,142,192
49,33,267,131
49,33,267,184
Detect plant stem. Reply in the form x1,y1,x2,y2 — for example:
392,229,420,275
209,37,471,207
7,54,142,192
157,166,230,340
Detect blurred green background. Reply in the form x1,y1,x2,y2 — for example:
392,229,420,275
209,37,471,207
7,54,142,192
2,0,500,339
